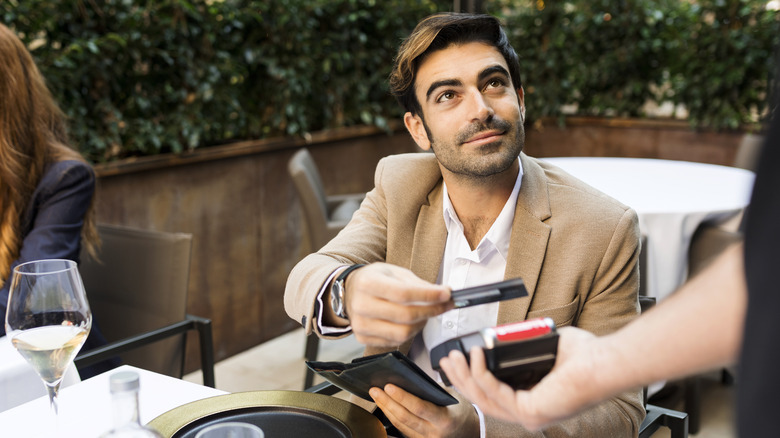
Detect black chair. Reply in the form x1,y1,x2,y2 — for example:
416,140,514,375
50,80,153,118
74,224,215,388
640,404,689,438
288,148,364,389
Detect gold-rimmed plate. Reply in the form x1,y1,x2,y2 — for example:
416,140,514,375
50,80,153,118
148,390,386,438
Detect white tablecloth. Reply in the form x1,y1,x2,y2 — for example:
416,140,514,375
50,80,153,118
0,365,225,437
542,157,755,300
0,335,81,413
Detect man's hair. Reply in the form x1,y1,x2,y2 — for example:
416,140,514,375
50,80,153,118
389,13,522,115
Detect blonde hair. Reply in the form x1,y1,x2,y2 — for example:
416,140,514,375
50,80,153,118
0,23,99,284
389,13,523,115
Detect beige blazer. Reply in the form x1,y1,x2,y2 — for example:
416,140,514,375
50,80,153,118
285,152,644,437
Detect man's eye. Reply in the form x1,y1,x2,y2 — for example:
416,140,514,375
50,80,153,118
437,91,455,102
485,79,505,90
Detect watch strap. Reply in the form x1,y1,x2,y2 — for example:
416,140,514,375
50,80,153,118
335,263,366,283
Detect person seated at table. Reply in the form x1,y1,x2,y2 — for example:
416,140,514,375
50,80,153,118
285,12,645,437
0,23,114,377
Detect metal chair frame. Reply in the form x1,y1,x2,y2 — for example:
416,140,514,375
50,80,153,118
75,314,215,388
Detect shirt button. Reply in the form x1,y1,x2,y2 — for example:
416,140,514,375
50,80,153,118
445,321,454,329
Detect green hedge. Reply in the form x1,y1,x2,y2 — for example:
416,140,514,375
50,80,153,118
2,0,450,162
493,0,780,130
2,0,778,162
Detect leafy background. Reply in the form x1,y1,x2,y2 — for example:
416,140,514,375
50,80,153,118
498,0,780,130
2,0,778,163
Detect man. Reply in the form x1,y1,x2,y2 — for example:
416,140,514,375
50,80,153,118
285,13,645,437
440,86,780,437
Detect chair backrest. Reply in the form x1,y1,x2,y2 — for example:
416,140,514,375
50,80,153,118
288,148,333,247
688,225,743,279
733,133,763,171
79,224,193,378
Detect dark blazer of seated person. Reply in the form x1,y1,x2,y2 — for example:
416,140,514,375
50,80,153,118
0,161,119,378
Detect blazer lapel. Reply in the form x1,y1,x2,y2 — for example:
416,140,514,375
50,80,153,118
409,182,447,284
499,154,552,324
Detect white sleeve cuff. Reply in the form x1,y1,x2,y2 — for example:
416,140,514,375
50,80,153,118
316,266,352,336
474,403,487,438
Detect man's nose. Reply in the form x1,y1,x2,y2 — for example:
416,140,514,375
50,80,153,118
467,90,495,122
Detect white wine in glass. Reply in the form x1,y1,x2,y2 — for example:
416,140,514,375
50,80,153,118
4,259,92,427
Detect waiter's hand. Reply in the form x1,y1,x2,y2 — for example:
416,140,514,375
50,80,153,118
342,263,453,348
439,326,601,430
370,384,479,438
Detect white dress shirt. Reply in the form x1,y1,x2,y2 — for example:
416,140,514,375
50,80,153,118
410,159,523,377
408,160,522,437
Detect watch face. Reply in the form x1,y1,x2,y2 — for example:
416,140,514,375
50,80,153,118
331,281,345,316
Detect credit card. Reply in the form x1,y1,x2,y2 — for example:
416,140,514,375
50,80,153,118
450,278,528,308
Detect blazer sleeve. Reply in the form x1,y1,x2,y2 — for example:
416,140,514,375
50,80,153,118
284,157,393,337
0,161,95,335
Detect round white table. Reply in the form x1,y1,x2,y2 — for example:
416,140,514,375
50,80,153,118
542,157,755,301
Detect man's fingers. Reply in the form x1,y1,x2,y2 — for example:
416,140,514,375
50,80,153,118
352,298,453,323
370,386,427,438
344,263,454,347
385,384,441,421
390,284,451,304
353,263,451,304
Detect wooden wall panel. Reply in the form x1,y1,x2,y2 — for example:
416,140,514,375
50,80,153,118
524,117,742,166
93,128,418,373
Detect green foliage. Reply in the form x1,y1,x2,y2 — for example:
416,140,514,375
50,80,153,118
2,0,449,162
2,0,778,162
491,0,780,130
664,0,780,130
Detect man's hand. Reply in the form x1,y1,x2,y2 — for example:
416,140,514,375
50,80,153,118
344,263,453,347
369,384,479,438
439,326,604,430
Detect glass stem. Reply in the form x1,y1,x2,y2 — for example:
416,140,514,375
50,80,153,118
46,381,62,427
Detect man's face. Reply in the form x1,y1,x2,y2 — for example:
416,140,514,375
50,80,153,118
404,42,526,180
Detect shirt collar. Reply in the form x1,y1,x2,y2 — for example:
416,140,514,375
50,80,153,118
442,157,524,260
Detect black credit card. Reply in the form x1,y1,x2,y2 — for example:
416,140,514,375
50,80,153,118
450,278,528,309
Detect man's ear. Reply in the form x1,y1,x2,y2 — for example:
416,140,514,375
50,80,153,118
404,112,431,151
516,87,526,123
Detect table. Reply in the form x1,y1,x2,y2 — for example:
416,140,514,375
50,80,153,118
542,157,755,300
0,335,81,413
0,365,225,437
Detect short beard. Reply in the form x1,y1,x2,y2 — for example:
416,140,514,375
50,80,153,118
424,115,525,179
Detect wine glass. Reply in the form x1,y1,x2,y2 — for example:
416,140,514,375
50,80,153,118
4,259,92,427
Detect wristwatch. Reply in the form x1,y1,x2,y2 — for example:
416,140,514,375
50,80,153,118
330,264,365,319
